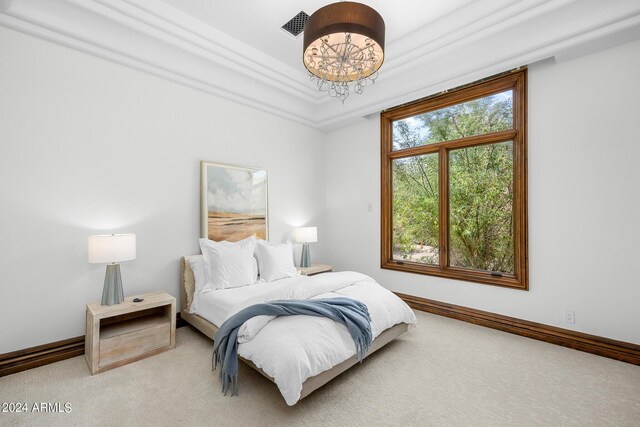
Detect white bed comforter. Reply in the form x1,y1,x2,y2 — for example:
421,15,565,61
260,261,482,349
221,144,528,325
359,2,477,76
224,271,416,405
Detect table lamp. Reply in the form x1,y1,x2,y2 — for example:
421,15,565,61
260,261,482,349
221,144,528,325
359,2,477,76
88,234,136,306
294,227,317,268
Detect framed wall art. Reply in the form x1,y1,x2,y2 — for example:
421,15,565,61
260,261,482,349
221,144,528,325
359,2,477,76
200,161,268,242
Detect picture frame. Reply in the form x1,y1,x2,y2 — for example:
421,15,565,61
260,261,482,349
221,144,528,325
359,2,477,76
200,161,268,241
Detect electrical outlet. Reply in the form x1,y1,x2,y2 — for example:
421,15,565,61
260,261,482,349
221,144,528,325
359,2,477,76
564,310,575,324
367,202,373,212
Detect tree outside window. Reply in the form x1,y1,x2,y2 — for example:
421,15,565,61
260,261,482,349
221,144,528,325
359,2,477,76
381,70,528,289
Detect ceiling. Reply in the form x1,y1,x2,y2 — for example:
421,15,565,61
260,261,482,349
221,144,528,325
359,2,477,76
160,0,474,70
1,0,640,130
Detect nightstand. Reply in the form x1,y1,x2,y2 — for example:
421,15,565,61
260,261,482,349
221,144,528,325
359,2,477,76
297,263,333,276
85,291,176,375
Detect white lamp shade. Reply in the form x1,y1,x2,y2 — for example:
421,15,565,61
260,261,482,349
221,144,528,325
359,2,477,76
88,234,136,264
294,227,317,243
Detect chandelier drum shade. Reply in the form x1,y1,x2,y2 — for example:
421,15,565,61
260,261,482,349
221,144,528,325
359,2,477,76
303,2,385,102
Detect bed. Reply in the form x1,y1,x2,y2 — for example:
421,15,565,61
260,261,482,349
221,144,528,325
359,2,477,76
179,254,416,405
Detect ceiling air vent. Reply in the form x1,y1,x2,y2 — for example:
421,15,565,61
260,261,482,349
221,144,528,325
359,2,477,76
282,11,309,37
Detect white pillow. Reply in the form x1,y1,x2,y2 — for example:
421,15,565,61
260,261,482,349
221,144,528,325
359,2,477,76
252,255,259,282
254,239,300,282
188,257,207,295
199,236,258,289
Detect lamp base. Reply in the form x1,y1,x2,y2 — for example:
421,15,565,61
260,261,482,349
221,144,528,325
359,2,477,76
300,243,311,268
101,263,124,306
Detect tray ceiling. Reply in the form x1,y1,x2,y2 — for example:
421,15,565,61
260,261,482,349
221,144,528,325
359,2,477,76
1,0,640,130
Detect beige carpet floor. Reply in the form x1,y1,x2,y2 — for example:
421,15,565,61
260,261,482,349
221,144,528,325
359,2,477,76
1,310,639,426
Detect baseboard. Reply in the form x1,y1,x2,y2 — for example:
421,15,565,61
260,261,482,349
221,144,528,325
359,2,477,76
396,292,640,366
176,312,188,329
0,313,189,378
5,301,637,378
0,336,85,378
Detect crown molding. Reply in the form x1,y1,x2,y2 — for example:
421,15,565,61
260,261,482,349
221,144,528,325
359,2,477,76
1,0,639,131
0,0,320,127
100,0,321,101
315,1,640,130
380,0,568,80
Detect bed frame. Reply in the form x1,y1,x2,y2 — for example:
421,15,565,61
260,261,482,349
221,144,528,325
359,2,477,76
179,255,409,401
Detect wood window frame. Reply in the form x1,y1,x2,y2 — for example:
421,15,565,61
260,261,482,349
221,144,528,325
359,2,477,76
380,69,528,290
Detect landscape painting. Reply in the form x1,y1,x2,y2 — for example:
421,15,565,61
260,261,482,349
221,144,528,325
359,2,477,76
200,161,268,242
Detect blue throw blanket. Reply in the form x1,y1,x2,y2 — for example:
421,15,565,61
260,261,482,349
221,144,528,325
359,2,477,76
212,297,372,396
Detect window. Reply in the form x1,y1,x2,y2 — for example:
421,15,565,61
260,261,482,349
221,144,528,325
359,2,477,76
381,70,528,289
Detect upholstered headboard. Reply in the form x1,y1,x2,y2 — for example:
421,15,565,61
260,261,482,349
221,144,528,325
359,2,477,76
179,255,202,313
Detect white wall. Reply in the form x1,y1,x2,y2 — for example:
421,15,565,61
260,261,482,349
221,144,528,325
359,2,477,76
0,27,326,354
2,25,638,356
325,39,640,345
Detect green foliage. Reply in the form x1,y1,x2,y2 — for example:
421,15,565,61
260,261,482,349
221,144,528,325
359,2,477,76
422,95,513,142
392,93,514,272
392,152,439,264
449,142,513,272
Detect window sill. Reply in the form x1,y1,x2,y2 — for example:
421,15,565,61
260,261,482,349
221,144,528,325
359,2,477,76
381,260,528,290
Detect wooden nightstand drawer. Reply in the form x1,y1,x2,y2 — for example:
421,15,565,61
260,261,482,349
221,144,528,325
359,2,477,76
99,320,171,368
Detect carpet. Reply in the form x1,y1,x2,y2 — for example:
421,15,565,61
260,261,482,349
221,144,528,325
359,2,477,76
1,311,639,426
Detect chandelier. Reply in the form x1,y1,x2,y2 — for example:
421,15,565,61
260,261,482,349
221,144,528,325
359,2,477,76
303,2,385,103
